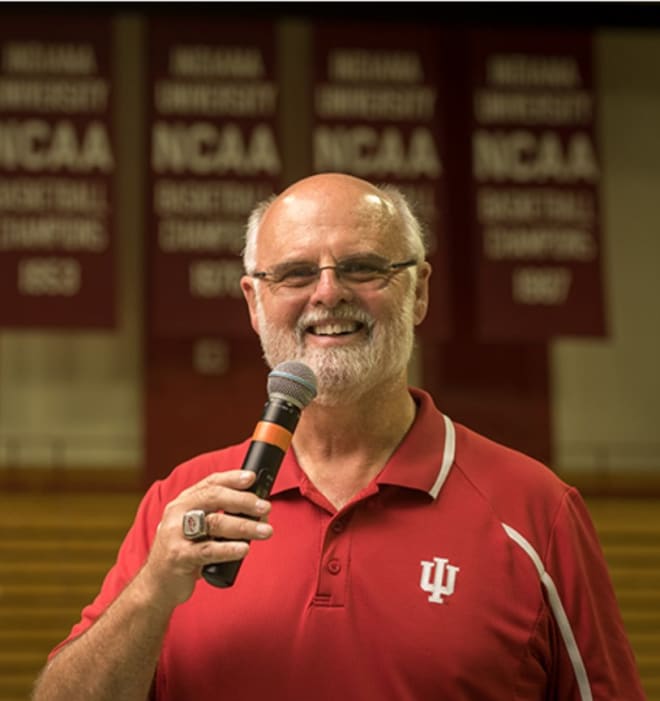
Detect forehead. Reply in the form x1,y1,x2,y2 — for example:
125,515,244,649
255,186,405,263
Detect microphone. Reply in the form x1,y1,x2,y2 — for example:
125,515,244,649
202,360,317,588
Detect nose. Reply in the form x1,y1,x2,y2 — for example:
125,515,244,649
308,266,354,307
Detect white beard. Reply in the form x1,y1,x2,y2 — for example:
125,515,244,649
254,289,416,406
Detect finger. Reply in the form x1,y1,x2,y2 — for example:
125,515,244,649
174,470,256,506
176,472,271,518
206,511,273,542
194,539,251,566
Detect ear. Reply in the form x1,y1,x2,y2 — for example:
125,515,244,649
413,262,432,326
240,275,260,334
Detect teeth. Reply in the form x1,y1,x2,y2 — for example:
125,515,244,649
311,322,359,336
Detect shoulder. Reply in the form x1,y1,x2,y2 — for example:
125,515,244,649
143,439,252,509
454,421,568,495
451,421,574,537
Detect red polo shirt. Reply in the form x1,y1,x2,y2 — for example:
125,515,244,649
52,389,644,700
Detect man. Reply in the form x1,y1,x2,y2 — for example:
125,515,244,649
34,173,644,700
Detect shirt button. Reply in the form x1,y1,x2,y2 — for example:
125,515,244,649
327,558,342,575
331,520,346,534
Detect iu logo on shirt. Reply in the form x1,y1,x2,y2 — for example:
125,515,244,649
420,557,460,604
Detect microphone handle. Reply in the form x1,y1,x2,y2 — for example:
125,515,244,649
201,399,300,588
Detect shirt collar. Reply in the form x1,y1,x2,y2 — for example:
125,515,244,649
271,388,455,500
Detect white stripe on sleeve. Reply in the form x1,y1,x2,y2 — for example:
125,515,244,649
502,522,593,701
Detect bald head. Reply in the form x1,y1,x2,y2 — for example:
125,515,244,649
243,173,426,273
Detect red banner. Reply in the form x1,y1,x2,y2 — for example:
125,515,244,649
0,17,115,328
311,23,452,339
469,30,606,339
147,18,282,338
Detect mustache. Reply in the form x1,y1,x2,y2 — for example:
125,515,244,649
296,304,375,335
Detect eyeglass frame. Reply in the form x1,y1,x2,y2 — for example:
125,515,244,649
248,256,419,291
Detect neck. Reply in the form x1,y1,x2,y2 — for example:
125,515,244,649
291,378,416,509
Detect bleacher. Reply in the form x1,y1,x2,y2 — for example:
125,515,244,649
0,492,140,701
0,492,658,700
587,498,660,698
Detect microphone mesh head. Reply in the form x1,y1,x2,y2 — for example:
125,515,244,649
267,361,317,408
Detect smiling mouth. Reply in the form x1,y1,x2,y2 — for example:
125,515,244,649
307,321,365,337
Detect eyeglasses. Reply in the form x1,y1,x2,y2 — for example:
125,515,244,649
250,255,418,293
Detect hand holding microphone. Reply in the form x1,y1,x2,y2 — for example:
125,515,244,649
201,360,317,588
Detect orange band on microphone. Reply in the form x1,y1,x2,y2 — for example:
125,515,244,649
252,421,293,452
